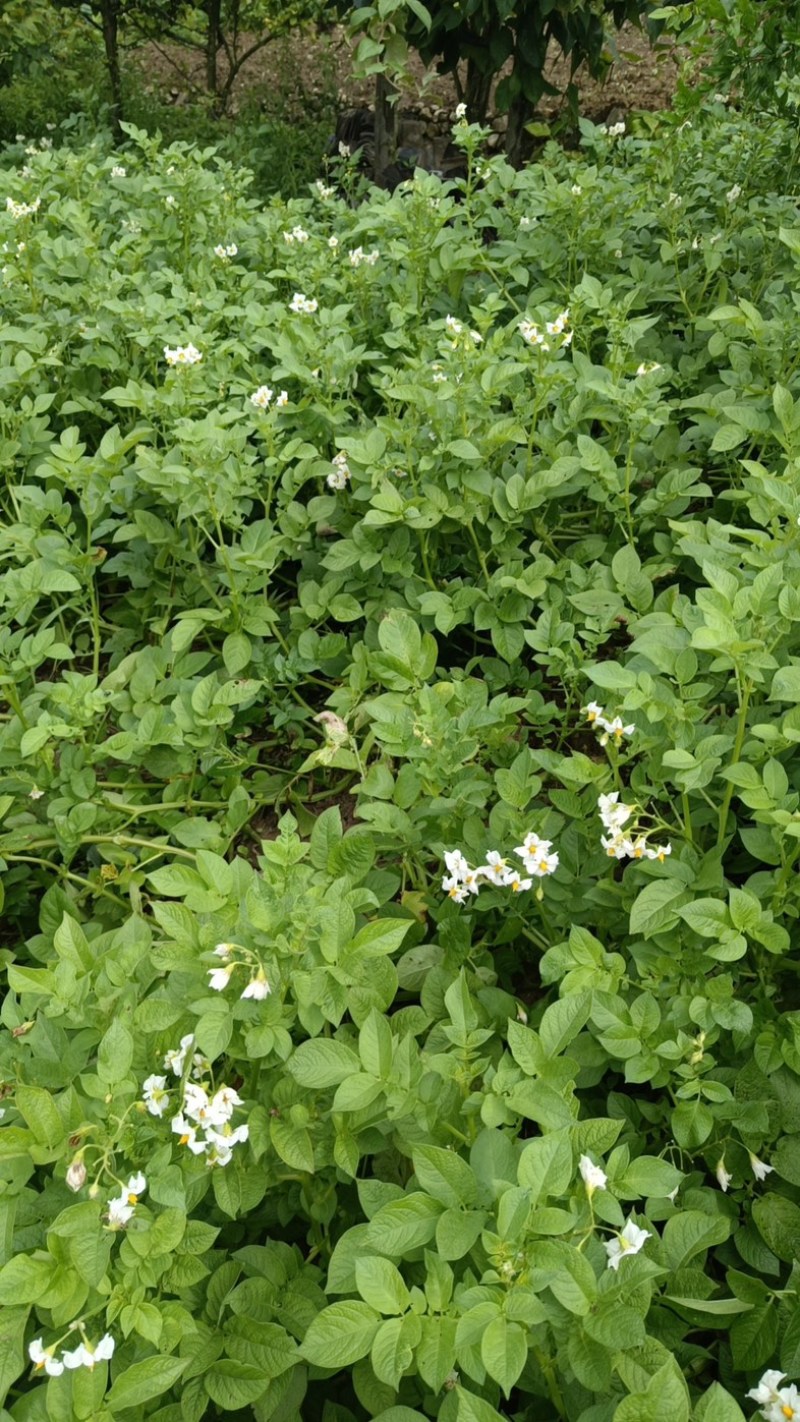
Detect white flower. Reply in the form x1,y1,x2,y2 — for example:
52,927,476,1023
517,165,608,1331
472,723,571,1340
748,1372,787,1407
327,451,351,490
444,849,469,878
519,216,536,229
164,343,202,367
571,184,582,196
211,1086,242,1117
111,165,126,178
6,196,40,219
506,871,532,895
214,244,229,260
715,1158,732,1192
479,850,513,884
635,361,662,376
579,1155,608,1194
29,1339,64,1377
63,1335,115,1370
338,142,351,158
604,1218,651,1270
250,385,273,409
349,246,379,266
289,292,317,314
214,942,234,958
284,225,309,244
125,1172,146,1200
597,716,635,747
275,390,289,407
608,121,626,137
756,1383,800,1422
598,792,634,831
142,1073,170,1115
208,964,234,991
645,843,672,863
66,1159,87,1192
241,968,270,1000
171,1113,208,1154
518,319,549,350
106,1194,135,1229
328,235,339,249
667,192,682,207
726,183,742,204
315,180,335,198
445,315,463,336
29,784,44,799
749,1152,774,1182
455,102,467,120
529,848,559,877
602,833,634,860
584,701,604,725
163,1033,194,1076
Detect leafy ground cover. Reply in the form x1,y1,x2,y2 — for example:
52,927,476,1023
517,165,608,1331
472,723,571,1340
2,94,800,1422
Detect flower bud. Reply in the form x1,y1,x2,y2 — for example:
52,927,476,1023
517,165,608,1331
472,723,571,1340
88,1182,101,1199
66,1158,87,1192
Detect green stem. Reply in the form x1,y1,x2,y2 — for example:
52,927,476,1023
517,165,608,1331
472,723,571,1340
717,677,753,848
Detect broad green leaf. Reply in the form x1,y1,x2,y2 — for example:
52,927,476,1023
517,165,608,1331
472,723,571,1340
367,1193,442,1255
355,1256,410,1315
412,1145,478,1208
288,1038,361,1088
107,1355,188,1410
301,1301,380,1367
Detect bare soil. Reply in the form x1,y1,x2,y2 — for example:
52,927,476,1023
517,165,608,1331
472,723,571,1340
133,20,686,128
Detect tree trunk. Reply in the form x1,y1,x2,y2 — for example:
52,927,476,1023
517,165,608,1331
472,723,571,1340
100,0,123,140
205,0,221,95
505,91,532,169
464,58,492,124
373,71,397,183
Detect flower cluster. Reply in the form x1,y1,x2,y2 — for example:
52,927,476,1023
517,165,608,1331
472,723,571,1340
442,835,559,905
519,309,572,352
111,165,126,178
284,225,309,244
142,1034,249,1167
315,180,335,199
164,343,202,366
597,791,671,863
6,196,40,219
289,292,317,314
748,1372,800,1422
598,121,626,138
29,1333,115,1377
726,183,742,204
583,701,635,748
207,941,271,999
213,242,238,260
349,246,379,267
250,384,287,410
327,451,351,491
716,1152,774,1192
445,315,482,347
106,1172,146,1229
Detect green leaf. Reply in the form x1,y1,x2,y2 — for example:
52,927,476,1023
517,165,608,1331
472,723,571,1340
371,1315,419,1389
617,1156,683,1199
752,1193,800,1261
538,992,591,1056
412,1145,478,1208
288,1037,361,1088
435,1208,486,1260
14,1086,64,1148
417,1316,457,1391
662,1211,731,1269
694,1384,746,1422
629,880,689,938
456,1388,506,1422
301,1301,380,1367
107,1354,188,1410
730,1301,779,1371
205,1360,267,1409
367,1193,442,1256
97,1018,134,1085
612,1359,689,1422
517,1131,573,1206
355,1256,410,1315
480,1316,527,1397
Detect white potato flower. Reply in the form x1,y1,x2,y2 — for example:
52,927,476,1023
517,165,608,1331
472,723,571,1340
29,1339,64,1376
749,1152,774,1182
142,1073,170,1116
579,1155,608,1194
715,1158,732,1192
164,343,202,367
604,1218,651,1270
241,968,270,1000
455,102,467,120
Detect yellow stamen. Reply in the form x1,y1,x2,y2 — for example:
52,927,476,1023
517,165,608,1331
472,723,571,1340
127,1193,138,1205
782,1408,794,1420
179,1133,190,1146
